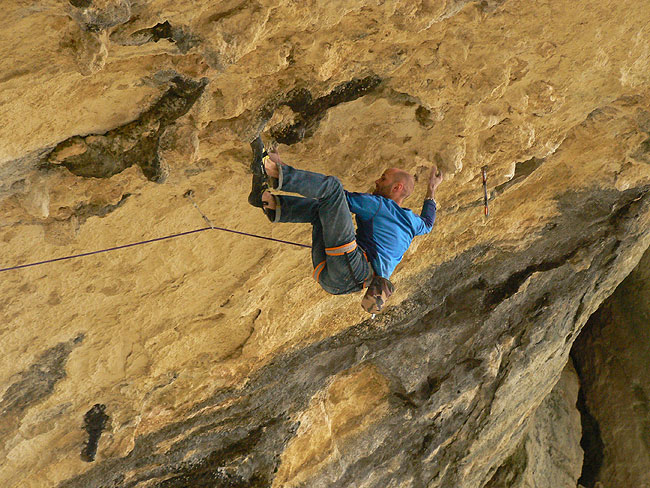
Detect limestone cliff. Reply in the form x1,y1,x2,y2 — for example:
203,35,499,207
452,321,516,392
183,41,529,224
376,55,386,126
571,247,650,488
1,0,650,487
484,361,583,488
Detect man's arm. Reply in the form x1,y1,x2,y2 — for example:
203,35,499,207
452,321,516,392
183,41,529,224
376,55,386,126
416,164,444,233
425,163,444,201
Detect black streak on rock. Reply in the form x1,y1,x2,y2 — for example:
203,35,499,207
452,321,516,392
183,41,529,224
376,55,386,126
69,0,92,8
46,76,208,183
155,423,271,487
81,404,109,462
0,335,84,441
126,21,200,54
269,75,382,145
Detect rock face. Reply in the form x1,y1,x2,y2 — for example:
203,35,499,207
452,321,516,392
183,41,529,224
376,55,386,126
1,0,650,487
571,247,650,488
485,361,583,488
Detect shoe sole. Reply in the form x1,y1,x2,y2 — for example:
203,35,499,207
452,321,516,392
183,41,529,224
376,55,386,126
248,136,269,207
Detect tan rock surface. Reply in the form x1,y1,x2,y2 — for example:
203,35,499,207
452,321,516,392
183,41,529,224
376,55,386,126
1,0,650,487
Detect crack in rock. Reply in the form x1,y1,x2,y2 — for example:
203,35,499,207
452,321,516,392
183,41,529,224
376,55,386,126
631,137,650,164
68,0,132,33
266,75,382,145
111,21,200,54
72,192,131,223
494,157,545,195
416,105,435,129
69,0,92,8
572,374,604,488
483,437,528,486
45,76,208,182
485,245,582,308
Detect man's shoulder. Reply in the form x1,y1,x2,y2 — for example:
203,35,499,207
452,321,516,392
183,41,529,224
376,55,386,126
345,191,384,204
346,191,379,199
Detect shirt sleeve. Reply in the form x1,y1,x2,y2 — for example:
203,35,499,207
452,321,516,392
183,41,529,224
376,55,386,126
345,191,381,221
414,199,436,235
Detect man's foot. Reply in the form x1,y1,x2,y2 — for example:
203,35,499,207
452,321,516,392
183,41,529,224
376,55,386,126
264,145,281,179
261,190,276,210
261,190,277,222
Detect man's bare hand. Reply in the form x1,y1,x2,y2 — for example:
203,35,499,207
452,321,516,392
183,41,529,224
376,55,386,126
429,165,443,189
426,164,443,199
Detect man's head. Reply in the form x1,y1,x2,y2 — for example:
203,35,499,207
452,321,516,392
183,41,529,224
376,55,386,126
372,168,414,204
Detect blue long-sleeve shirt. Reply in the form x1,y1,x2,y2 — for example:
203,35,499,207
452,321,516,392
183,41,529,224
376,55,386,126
345,192,436,278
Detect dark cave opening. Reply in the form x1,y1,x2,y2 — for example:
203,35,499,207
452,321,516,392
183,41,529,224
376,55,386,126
570,350,605,488
569,244,650,488
569,292,611,488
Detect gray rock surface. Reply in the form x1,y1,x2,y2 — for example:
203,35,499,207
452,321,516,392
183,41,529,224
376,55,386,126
485,361,583,488
572,246,650,488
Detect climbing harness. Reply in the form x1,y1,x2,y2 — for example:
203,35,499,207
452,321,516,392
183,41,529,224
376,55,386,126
328,240,374,289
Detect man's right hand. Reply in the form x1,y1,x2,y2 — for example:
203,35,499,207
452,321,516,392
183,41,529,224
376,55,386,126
426,164,443,199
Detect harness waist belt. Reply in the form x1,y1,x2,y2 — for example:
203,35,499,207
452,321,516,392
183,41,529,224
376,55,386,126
325,240,358,256
313,239,374,288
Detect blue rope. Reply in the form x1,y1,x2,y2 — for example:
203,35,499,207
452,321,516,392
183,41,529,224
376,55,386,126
0,226,310,273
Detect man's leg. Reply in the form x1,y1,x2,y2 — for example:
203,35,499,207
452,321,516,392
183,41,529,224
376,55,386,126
264,160,355,248
264,157,370,294
262,192,317,224
261,193,336,292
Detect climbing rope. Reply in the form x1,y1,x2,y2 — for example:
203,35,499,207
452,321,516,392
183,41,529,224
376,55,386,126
0,225,310,273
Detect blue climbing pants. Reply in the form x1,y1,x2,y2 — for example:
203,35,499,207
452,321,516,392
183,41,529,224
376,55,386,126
271,164,372,295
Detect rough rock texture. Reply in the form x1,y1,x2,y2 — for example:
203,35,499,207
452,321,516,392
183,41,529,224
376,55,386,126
571,246,650,488
1,0,650,487
485,361,583,488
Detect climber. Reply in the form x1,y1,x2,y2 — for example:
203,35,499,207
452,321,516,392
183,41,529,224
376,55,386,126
247,137,443,313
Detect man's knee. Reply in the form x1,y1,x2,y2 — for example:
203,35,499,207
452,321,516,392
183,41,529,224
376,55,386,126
313,263,344,295
322,175,344,197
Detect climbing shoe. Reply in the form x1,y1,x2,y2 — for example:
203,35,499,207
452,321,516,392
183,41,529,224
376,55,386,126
262,204,276,222
248,136,270,208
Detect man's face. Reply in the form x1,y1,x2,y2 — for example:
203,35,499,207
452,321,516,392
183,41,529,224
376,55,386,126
373,169,397,198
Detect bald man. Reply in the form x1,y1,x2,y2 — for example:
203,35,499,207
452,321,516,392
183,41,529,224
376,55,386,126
248,138,443,313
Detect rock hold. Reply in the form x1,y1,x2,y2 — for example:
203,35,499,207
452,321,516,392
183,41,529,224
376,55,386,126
46,76,208,182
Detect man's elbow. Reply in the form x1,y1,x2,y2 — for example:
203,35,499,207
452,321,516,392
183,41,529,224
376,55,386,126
423,217,435,229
